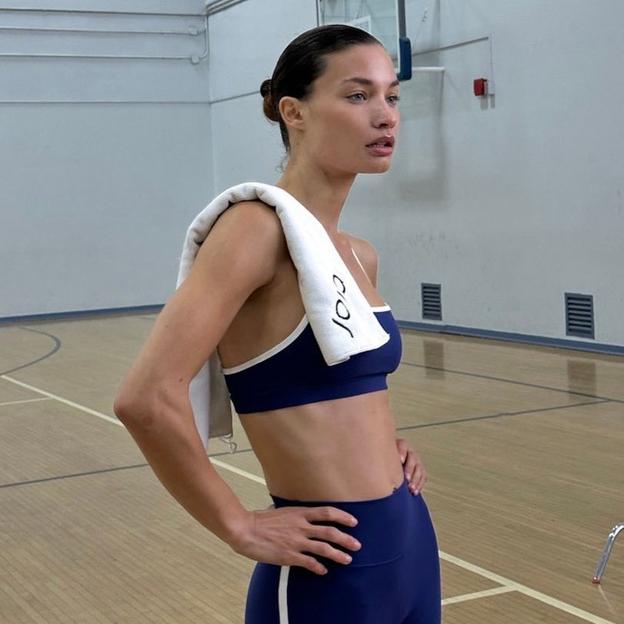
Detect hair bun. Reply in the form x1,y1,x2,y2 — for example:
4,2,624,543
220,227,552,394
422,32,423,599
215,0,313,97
260,78,272,98
260,78,279,122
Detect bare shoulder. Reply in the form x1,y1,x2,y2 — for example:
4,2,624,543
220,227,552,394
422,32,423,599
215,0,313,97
113,199,287,409
205,199,287,268
344,233,378,287
211,199,282,242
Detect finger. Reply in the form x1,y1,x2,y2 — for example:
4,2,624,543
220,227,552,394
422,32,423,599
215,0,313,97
410,461,428,492
303,537,354,566
403,449,417,480
396,437,408,463
303,506,358,528
416,467,427,490
410,457,423,481
307,524,362,552
402,450,421,490
410,467,426,494
293,552,328,575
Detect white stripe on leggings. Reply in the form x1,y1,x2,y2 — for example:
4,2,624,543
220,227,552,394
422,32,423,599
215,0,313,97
278,566,290,623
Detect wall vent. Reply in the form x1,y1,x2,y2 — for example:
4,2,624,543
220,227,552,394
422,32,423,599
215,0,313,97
422,283,442,320
565,293,594,339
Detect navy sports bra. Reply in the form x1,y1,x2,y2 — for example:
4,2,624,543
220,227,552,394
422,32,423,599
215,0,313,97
222,304,402,414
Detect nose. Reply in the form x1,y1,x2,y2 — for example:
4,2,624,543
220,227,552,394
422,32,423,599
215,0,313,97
373,98,398,130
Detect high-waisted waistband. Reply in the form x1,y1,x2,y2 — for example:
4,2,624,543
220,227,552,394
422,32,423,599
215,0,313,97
270,478,413,567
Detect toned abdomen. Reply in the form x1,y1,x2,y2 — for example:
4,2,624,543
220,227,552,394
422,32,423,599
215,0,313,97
238,389,405,502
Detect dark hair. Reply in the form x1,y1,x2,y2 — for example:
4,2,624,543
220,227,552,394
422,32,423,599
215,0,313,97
260,24,382,152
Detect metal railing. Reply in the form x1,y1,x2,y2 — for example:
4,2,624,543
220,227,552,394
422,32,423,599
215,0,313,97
592,522,623,584
0,5,209,63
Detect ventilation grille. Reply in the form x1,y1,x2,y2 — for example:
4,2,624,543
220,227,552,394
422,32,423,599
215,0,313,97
565,293,594,339
422,283,442,320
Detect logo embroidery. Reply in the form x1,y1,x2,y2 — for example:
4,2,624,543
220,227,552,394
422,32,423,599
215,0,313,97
331,274,354,338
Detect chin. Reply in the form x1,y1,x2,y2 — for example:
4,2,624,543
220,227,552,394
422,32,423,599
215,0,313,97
361,160,393,174
327,155,393,176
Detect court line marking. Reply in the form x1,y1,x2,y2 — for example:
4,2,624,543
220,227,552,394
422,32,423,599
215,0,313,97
0,463,149,490
0,396,52,408
439,552,614,623
1,375,121,426
397,399,609,431
401,360,624,404
441,585,516,606
0,373,615,624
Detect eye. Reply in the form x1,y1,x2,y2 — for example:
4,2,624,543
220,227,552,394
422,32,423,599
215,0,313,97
347,92,400,104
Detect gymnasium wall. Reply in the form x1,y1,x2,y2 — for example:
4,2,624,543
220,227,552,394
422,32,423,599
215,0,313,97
377,0,624,350
0,0,212,318
2,0,622,353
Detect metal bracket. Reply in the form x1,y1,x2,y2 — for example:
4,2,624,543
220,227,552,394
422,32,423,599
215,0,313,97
592,522,623,584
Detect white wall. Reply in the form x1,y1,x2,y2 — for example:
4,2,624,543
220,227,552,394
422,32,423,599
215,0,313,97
1,0,212,317
3,0,622,353
368,0,623,348
208,0,317,188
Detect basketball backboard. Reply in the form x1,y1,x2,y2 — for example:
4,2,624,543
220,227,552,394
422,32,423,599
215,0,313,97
317,0,412,80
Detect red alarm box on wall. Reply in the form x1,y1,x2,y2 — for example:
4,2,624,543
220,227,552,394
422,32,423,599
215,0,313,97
473,78,488,96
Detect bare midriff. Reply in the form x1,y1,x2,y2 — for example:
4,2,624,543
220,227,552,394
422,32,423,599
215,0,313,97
217,231,405,502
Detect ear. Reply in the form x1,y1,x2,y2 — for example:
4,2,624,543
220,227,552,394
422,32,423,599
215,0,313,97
278,96,306,131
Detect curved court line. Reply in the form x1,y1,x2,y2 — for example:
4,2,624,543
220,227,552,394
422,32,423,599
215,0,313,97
0,374,615,624
0,326,62,376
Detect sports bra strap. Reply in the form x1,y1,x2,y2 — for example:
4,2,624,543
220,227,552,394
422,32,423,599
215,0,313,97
351,246,373,286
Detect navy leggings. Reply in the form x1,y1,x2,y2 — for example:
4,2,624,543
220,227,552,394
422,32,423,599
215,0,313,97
244,477,441,623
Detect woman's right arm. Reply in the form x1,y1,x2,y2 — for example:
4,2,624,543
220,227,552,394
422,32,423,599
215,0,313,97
113,201,283,545
112,200,362,575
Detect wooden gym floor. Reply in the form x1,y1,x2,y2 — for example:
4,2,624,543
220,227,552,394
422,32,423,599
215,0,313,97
1,310,622,623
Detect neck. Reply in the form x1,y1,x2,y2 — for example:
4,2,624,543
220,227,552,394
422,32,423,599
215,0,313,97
274,158,356,237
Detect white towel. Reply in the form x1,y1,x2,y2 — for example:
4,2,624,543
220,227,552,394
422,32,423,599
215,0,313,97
175,182,390,451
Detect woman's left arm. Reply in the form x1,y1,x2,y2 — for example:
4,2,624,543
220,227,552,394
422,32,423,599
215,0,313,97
396,438,427,495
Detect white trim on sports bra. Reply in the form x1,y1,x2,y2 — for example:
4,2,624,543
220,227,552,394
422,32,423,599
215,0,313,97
221,245,387,375
221,303,391,375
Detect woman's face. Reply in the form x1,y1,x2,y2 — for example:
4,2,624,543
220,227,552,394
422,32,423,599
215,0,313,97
295,43,400,175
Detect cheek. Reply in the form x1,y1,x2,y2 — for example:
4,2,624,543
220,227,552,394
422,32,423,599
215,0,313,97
316,111,365,153
317,102,362,133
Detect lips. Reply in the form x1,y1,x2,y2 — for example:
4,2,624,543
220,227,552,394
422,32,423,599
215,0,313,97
366,135,395,148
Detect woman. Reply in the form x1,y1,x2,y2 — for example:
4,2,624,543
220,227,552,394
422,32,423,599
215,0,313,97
114,24,440,624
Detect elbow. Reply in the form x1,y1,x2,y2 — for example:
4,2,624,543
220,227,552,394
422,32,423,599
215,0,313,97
113,370,154,425
113,373,139,424
113,395,159,433
113,383,184,432
113,392,140,426
113,383,153,427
